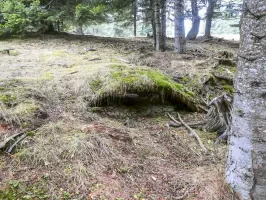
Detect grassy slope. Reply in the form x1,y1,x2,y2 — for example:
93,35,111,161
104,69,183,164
0,35,238,200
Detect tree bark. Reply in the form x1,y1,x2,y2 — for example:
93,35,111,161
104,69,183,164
187,0,200,40
174,0,186,53
204,0,214,38
226,1,266,199
154,0,161,51
133,0,137,37
160,0,167,51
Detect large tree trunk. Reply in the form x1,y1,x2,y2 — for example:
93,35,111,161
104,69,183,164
187,0,200,40
204,0,214,38
160,0,167,51
226,1,266,199
154,0,161,51
133,0,137,37
174,0,186,53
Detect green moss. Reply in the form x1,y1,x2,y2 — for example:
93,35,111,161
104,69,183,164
0,94,17,106
13,103,39,118
222,85,234,94
0,181,49,200
40,72,54,81
91,65,200,111
0,87,4,90
90,79,103,91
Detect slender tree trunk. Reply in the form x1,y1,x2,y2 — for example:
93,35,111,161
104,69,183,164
160,0,167,51
154,0,161,51
133,0,137,37
204,0,214,38
187,0,200,40
226,1,266,199
56,20,60,32
174,0,186,53
150,0,156,47
76,24,84,35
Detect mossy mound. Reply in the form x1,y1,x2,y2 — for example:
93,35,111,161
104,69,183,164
88,64,203,112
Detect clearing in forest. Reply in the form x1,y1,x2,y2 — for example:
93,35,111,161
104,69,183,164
0,35,238,199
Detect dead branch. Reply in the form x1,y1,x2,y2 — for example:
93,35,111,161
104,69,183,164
0,48,14,55
167,113,208,152
115,57,130,64
169,121,204,129
0,132,24,150
212,72,234,83
7,133,27,154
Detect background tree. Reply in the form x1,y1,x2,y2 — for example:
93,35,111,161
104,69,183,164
160,0,167,51
187,0,200,40
204,0,215,37
226,0,266,199
133,0,137,36
174,0,186,53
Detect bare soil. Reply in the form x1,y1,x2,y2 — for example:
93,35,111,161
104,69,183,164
0,34,239,200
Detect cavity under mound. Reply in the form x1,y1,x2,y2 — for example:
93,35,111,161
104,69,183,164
87,64,203,112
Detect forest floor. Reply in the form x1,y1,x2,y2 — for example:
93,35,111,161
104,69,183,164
0,34,239,200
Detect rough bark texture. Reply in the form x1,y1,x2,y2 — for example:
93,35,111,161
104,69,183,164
187,0,200,40
161,0,167,51
154,0,161,51
204,0,214,38
174,0,186,53
226,1,266,199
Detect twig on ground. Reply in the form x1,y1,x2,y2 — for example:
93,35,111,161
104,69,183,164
167,113,208,152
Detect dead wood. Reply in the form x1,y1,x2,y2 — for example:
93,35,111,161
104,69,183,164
167,113,208,152
0,48,14,55
0,132,24,150
169,121,204,129
7,133,27,154
115,57,130,64
212,72,234,83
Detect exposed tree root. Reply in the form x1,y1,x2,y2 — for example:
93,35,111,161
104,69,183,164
167,113,208,152
204,94,233,143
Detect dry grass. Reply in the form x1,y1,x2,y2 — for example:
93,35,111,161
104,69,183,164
19,122,114,167
0,35,239,199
